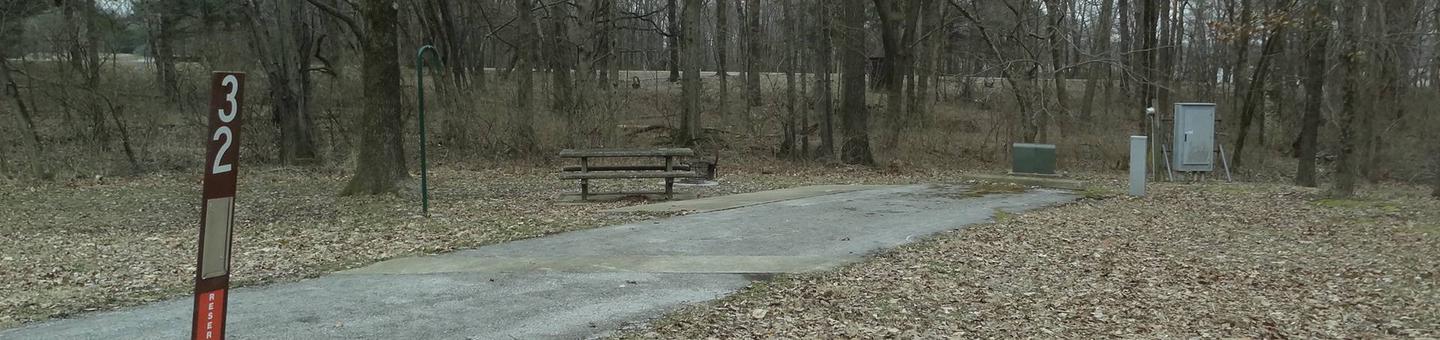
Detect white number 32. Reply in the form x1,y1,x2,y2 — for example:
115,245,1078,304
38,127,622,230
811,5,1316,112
211,75,239,175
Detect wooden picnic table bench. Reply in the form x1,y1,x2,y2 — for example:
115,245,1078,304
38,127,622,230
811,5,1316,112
559,148,701,200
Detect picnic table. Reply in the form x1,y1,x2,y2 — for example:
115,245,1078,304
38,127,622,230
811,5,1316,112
559,148,701,200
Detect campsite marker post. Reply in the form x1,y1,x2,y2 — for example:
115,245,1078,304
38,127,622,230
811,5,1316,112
192,72,244,340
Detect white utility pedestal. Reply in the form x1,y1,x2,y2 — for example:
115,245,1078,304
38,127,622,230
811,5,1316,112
1130,136,1147,197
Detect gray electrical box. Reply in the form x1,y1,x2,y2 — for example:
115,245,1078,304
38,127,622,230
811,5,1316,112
1011,143,1057,175
1172,103,1216,172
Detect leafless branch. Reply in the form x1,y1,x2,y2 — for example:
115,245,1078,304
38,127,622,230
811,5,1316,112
305,0,366,43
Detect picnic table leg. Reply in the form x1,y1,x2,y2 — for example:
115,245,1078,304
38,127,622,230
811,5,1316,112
664,156,674,199
580,157,590,200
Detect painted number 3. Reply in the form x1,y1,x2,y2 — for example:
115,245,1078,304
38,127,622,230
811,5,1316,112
211,75,239,175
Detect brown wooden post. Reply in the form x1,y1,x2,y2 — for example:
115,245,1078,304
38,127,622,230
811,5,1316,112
580,157,590,200
664,155,674,199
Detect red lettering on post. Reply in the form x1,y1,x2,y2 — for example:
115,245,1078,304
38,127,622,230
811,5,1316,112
192,288,226,340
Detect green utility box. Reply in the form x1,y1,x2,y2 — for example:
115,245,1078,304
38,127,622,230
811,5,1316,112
1011,143,1057,176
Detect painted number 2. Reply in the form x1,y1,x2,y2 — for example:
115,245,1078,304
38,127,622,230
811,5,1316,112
211,75,239,175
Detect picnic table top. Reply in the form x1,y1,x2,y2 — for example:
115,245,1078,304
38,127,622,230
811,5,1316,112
559,148,695,158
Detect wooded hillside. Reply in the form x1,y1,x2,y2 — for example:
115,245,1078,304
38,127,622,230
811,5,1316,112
0,0,1437,197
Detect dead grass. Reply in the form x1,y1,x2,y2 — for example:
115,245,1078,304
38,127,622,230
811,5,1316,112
619,182,1440,339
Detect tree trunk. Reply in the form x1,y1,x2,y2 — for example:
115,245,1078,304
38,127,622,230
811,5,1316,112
1155,0,1174,132
1079,0,1114,120
1331,0,1363,198
745,0,762,108
418,0,467,89
65,0,107,147
875,0,921,149
594,0,614,89
341,0,409,195
814,0,835,159
1295,0,1330,188
1045,0,1071,120
781,0,797,157
547,6,575,120
716,0,728,118
1229,0,1254,131
676,0,702,146
1433,6,1440,199
839,0,873,165
1116,0,1131,96
1137,0,1158,130
1365,0,1416,181
571,1,599,145
511,0,538,153
912,0,941,123
546,4,582,146
1231,27,1284,172
151,0,181,103
666,0,679,82
80,0,101,90
1,30,46,178
874,0,905,149
605,0,619,90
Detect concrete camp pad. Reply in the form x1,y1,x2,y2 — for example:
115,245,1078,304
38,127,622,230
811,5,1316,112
604,184,900,213
0,184,1075,340
961,173,1088,190
341,255,850,275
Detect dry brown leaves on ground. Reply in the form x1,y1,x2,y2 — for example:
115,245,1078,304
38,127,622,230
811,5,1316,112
625,183,1440,339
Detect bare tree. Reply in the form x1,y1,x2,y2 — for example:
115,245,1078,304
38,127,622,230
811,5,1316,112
952,0,1048,143
675,0,701,145
1226,0,1255,132
873,0,920,149
415,0,475,90
61,0,105,146
780,0,797,157
911,0,942,122
1364,0,1417,181
1117,0,1131,95
1331,0,1364,198
839,0,873,165
1433,6,1440,198
1078,0,1114,120
814,0,836,158
744,0,762,108
1044,0,1071,119
716,0,728,118
145,0,182,103
545,3,576,124
666,0,678,82
1295,0,1330,187
1231,14,1287,172
0,2,47,178
244,0,321,165
1136,0,1158,129
510,0,538,153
